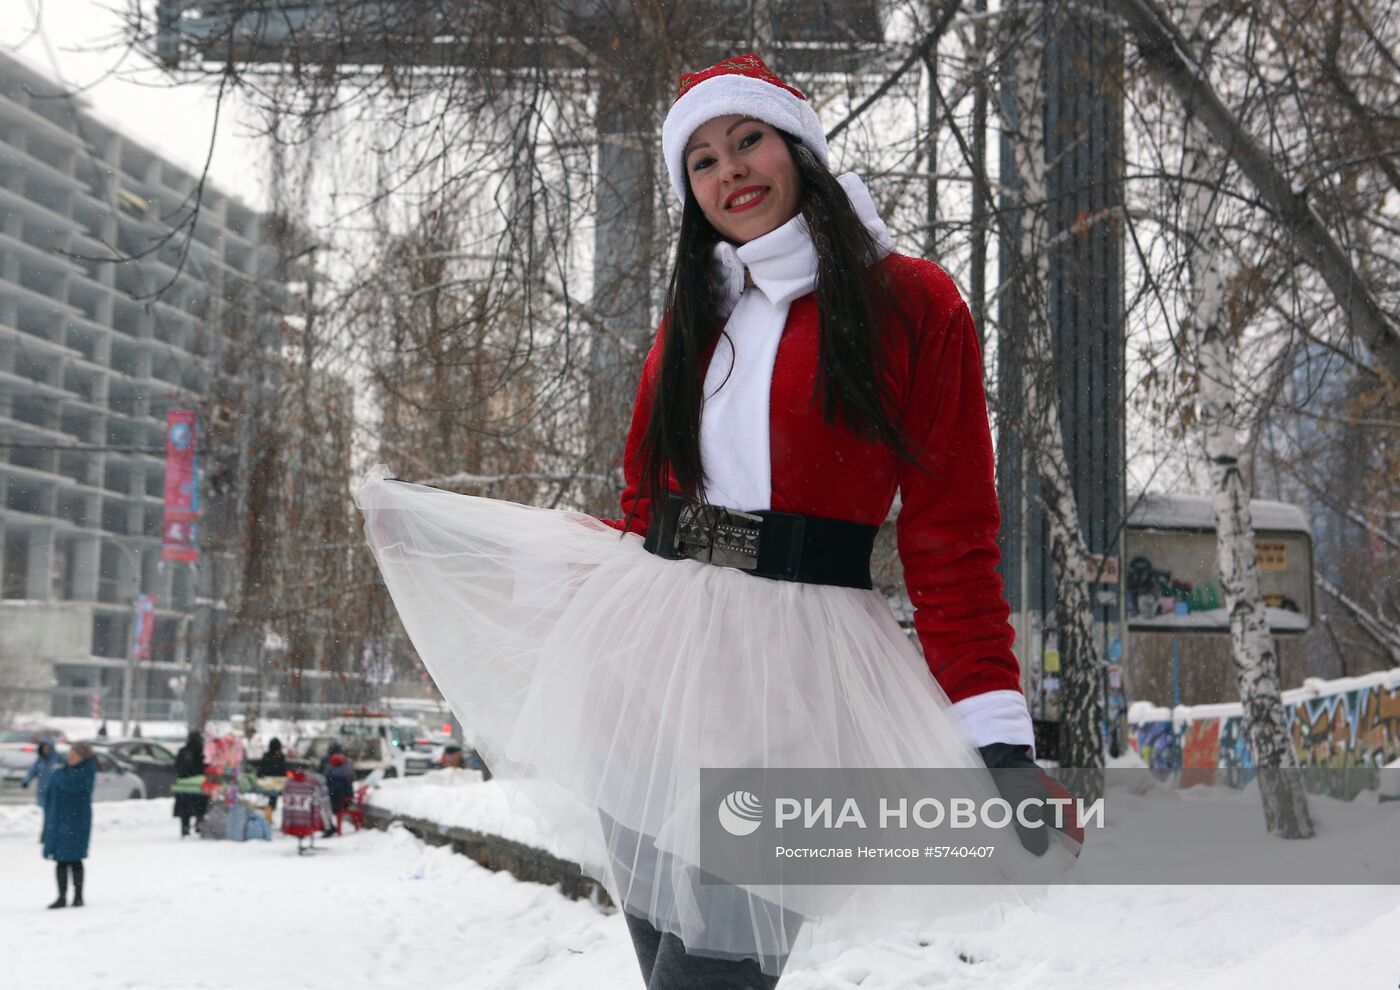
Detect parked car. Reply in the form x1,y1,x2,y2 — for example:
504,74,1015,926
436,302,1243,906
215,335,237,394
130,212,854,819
331,710,424,750
328,710,437,777
90,749,148,801
411,733,453,765
0,733,144,800
0,728,69,790
288,733,434,780
91,739,180,798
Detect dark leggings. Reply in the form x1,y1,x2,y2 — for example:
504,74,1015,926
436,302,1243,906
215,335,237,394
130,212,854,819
601,810,798,989
621,910,785,990
55,860,84,902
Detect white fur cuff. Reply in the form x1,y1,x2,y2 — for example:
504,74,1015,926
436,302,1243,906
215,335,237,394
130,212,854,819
950,690,1037,759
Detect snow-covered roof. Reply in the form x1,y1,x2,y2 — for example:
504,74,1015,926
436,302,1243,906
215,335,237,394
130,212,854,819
1127,492,1311,535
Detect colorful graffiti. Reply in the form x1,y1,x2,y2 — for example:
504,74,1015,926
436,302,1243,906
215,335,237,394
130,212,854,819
1127,671,1400,796
1218,716,1254,789
1286,680,1400,797
1179,719,1221,788
1131,720,1177,777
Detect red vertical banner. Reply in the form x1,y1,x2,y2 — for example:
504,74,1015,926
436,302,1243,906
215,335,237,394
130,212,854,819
131,594,158,661
162,410,199,562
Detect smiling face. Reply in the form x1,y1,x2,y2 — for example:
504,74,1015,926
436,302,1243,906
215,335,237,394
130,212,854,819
683,114,801,244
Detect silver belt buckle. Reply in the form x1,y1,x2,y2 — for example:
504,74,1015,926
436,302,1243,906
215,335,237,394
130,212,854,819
674,503,762,571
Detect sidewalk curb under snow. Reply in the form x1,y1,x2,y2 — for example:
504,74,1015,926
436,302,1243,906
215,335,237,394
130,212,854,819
364,804,612,906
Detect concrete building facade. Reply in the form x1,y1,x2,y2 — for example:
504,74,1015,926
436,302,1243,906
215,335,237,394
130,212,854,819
0,50,279,721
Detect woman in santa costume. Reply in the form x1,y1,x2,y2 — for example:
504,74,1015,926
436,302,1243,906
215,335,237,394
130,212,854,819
356,53,1076,988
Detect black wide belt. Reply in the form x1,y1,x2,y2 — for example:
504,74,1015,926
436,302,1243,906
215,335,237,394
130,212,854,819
643,492,877,590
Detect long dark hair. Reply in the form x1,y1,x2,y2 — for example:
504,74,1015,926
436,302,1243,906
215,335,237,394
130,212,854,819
630,131,918,522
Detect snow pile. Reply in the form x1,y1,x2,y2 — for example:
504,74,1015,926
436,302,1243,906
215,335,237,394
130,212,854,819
0,794,170,840
368,769,574,859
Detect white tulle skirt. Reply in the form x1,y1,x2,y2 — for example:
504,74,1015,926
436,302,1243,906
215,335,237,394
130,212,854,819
353,466,1045,976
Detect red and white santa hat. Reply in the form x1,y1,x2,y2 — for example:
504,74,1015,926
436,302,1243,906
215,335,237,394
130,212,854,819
662,53,830,205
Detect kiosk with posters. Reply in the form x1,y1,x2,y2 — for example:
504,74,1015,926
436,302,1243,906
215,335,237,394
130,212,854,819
1124,493,1313,635
1028,493,1313,760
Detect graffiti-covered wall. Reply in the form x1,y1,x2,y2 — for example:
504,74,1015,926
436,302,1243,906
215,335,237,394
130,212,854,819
1127,669,1400,796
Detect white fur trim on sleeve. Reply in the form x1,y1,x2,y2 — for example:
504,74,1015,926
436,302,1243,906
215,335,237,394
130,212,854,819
950,689,1037,758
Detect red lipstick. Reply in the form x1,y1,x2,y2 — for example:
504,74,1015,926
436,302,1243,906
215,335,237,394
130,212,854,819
725,185,770,212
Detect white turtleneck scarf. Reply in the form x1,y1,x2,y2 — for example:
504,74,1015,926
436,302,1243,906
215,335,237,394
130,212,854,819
700,172,896,511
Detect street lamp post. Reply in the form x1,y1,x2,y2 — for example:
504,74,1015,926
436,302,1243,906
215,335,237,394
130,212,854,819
110,537,154,737
120,636,134,737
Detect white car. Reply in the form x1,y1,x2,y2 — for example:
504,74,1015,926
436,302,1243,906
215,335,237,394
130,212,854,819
291,734,435,780
91,750,148,801
0,728,68,789
410,732,455,765
1,735,146,801
324,712,436,777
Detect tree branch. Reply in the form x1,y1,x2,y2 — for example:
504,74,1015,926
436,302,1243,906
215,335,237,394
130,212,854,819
1111,0,1400,382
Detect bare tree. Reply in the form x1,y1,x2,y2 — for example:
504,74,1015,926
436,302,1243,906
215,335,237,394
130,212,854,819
1168,0,1314,838
994,3,1107,782
1112,0,1400,382
180,208,378,726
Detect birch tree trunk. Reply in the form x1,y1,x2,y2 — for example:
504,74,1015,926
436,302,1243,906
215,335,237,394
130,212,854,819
1001,8,1105,784
1177,0,1314,839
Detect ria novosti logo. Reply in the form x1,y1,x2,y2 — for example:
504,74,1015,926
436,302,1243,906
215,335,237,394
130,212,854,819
716,786,1103,836
717,790,764,836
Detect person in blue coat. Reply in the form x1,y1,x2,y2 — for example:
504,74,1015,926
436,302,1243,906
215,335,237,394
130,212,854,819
43,740,95,909
22,738,65,842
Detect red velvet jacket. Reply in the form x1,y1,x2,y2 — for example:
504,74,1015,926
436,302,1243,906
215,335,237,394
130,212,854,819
600,254,1021,707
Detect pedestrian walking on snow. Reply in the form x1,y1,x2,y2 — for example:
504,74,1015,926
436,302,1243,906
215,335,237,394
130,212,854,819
22,738,65,843
173,730,209,838
324,752,355,818
43,740,95,909
257,737,288,812
257,737,287,778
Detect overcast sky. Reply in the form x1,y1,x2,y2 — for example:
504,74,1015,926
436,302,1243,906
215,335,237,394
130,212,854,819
3,0,267,209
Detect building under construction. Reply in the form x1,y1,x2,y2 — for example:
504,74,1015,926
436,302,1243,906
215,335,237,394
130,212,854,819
0,49,295,721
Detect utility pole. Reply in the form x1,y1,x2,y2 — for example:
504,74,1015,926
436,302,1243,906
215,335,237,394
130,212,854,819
111,539,141,736
995,0,1126,761
589,69,657,508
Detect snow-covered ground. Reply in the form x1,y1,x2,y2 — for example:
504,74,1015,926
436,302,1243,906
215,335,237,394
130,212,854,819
372,764,1400,884
1,785,1397,989
0,800,619,990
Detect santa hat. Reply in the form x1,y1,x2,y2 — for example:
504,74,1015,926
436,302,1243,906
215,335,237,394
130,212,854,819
662,53,829,205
